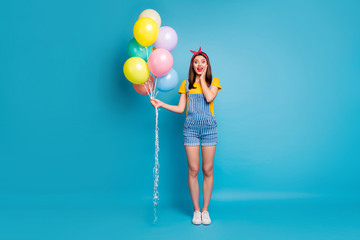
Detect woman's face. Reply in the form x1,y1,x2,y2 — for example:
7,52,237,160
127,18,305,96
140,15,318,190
193,55,207,75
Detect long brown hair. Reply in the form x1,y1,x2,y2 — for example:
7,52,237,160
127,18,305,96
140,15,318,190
188,53,213,90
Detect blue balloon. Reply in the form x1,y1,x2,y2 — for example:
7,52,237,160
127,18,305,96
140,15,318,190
156,68,179,92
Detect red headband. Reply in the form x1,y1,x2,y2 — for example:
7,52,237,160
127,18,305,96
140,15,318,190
190,47,208,60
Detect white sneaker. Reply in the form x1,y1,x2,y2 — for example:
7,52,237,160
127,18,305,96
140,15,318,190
201,211,211,225
192,211,201,225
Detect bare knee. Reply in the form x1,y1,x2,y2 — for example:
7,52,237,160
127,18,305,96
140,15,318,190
188,167,199,178
202,166,213,178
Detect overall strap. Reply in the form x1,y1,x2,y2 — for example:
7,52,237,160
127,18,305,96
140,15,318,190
186,79,189,93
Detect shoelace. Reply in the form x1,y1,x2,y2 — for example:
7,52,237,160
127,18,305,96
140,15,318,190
202,211,210,220
194,212,201,218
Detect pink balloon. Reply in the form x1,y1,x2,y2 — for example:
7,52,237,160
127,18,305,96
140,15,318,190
147,48,173,77
133,75,155,95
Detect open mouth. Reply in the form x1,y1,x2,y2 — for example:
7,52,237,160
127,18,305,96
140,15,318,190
197,67,203,72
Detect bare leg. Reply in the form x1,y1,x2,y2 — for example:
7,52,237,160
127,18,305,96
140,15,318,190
201,145,216,212
185,146,200,212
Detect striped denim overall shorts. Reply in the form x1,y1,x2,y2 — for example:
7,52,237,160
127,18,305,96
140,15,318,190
183,80,217,146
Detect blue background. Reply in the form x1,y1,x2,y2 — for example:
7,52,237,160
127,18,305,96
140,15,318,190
1,0,359,239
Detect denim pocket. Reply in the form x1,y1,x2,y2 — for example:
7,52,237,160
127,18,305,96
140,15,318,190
184,119,194,128
206,118,217,126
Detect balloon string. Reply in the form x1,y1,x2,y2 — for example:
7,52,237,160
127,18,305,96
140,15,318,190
144,46,157,99
143,81,151,98
151,78,155,98
142,77,155,99
143,78,158,99
153,106,160,224
153,77,157,97
145,45,160,223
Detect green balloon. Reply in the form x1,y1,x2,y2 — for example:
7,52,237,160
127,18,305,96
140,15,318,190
127,38,150,61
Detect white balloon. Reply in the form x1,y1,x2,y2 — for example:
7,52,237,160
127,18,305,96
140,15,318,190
139,9,161,27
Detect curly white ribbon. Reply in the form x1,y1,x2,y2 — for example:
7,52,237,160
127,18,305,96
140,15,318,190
143,47,160,223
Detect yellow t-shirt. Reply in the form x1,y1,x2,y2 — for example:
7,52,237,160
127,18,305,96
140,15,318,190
178,77,222,117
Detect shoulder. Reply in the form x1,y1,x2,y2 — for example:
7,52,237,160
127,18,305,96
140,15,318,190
212,77,220,83
179,80,187,88
178,80,187,94
211,77,222,91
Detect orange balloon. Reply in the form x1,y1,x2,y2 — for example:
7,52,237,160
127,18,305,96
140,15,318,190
133,75,155,95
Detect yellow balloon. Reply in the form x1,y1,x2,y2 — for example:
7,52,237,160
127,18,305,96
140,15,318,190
123,57,149,84
133,17,159,47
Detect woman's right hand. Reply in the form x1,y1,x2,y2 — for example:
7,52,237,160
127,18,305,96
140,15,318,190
150,98,164,108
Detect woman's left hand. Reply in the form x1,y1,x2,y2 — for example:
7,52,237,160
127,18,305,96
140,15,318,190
150,98,164,108
200,64,207,81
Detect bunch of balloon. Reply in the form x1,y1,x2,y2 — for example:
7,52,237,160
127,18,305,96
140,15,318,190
123,9,178,224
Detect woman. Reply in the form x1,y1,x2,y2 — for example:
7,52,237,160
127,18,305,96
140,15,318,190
150,47,222,225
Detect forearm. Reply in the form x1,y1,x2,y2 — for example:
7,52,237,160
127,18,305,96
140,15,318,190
161,103,182,114
200,80,215,103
